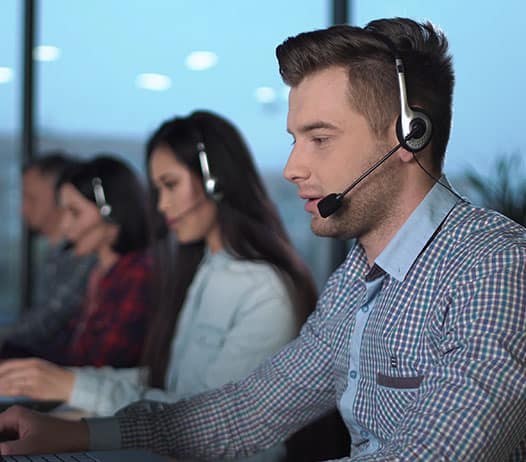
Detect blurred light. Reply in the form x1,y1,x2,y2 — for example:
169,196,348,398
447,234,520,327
255,86,277,104
0,67,14,84
281,86,290,101
33,45,61,62
135,73,172,91
185,51,218,71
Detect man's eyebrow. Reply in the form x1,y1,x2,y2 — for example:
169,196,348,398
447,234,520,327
287,121,340,135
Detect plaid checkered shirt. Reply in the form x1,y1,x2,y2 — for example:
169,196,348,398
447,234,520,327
88,180,526,461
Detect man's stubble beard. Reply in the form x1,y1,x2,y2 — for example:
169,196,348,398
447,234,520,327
311,155,403,241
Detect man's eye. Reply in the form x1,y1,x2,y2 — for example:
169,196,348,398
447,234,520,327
312,137,329,145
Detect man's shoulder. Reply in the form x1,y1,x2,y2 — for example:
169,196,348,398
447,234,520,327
443,202,525,248
431,202,526,271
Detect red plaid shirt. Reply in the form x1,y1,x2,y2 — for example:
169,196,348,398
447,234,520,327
46,250,153,367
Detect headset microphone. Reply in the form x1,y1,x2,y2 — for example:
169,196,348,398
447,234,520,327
318,140,405,218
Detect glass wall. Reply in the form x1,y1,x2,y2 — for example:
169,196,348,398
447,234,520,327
36,0,335,288
4,1,525,321
0,0,22,323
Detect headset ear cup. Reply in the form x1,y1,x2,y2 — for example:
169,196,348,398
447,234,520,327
198,147,223,202
206,178,223,202
99,205,113,223
92,177,114,222
396,109,433,153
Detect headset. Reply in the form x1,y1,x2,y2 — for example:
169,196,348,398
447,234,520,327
373,32,433,153
196,139,223,202
317,31,461,219
91,177,113,220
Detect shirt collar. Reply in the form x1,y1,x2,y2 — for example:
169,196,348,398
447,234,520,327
203,246,232,267
376,176,460,282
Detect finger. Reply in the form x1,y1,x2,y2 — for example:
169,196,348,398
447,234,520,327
0,384,24,397
0,359,35,378
0,368,32,384
0,406,24,434
0,436,37,455
0,378,27,396
0,373,41,399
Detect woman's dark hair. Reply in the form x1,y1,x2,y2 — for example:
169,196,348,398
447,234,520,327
56,155,150,255
141,110,318,387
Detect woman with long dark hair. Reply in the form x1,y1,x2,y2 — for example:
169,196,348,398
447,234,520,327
0,112,316,461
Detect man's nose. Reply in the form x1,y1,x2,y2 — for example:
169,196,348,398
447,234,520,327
283,145,310,184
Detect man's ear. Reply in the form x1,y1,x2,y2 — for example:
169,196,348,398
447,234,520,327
398,148,414,163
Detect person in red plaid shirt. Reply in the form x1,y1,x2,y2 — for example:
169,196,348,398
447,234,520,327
0,156,153,368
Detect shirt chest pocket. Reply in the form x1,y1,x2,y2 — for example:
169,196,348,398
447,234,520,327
374,372,424,438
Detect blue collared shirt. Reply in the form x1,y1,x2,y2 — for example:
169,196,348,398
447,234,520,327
340,177,460,457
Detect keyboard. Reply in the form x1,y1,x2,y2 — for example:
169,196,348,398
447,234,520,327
1,453,101,461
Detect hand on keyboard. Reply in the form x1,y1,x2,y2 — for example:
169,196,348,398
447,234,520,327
0,405,89,456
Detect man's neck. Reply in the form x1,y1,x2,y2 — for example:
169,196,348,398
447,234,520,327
42,211,64,245
360,175,436,267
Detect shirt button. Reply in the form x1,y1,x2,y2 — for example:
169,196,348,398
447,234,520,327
361,305,369,313
349,370,357,379
360,430,369,438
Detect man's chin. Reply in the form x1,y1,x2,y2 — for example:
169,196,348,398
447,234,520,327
311,215,355,240
310,218,338,238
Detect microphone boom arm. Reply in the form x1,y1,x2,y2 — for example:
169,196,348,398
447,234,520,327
338,142,402,199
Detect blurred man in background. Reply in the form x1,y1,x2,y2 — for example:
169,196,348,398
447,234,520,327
0,152,95,357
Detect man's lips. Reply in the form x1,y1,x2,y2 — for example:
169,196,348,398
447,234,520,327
300,195,323,214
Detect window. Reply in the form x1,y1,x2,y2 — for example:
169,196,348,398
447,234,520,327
0,0,22,322
36,0,334,288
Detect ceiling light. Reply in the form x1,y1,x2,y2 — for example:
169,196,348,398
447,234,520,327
33,45,61,62
255,86,276,104
185,51,218,71
135,73,171,91
0,67,13,84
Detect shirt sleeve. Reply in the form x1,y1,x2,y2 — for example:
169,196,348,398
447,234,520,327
352,245,526,461
85,277,340,459
69,367,148,416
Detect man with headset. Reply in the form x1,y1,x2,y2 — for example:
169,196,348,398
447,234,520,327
1,17,525,461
